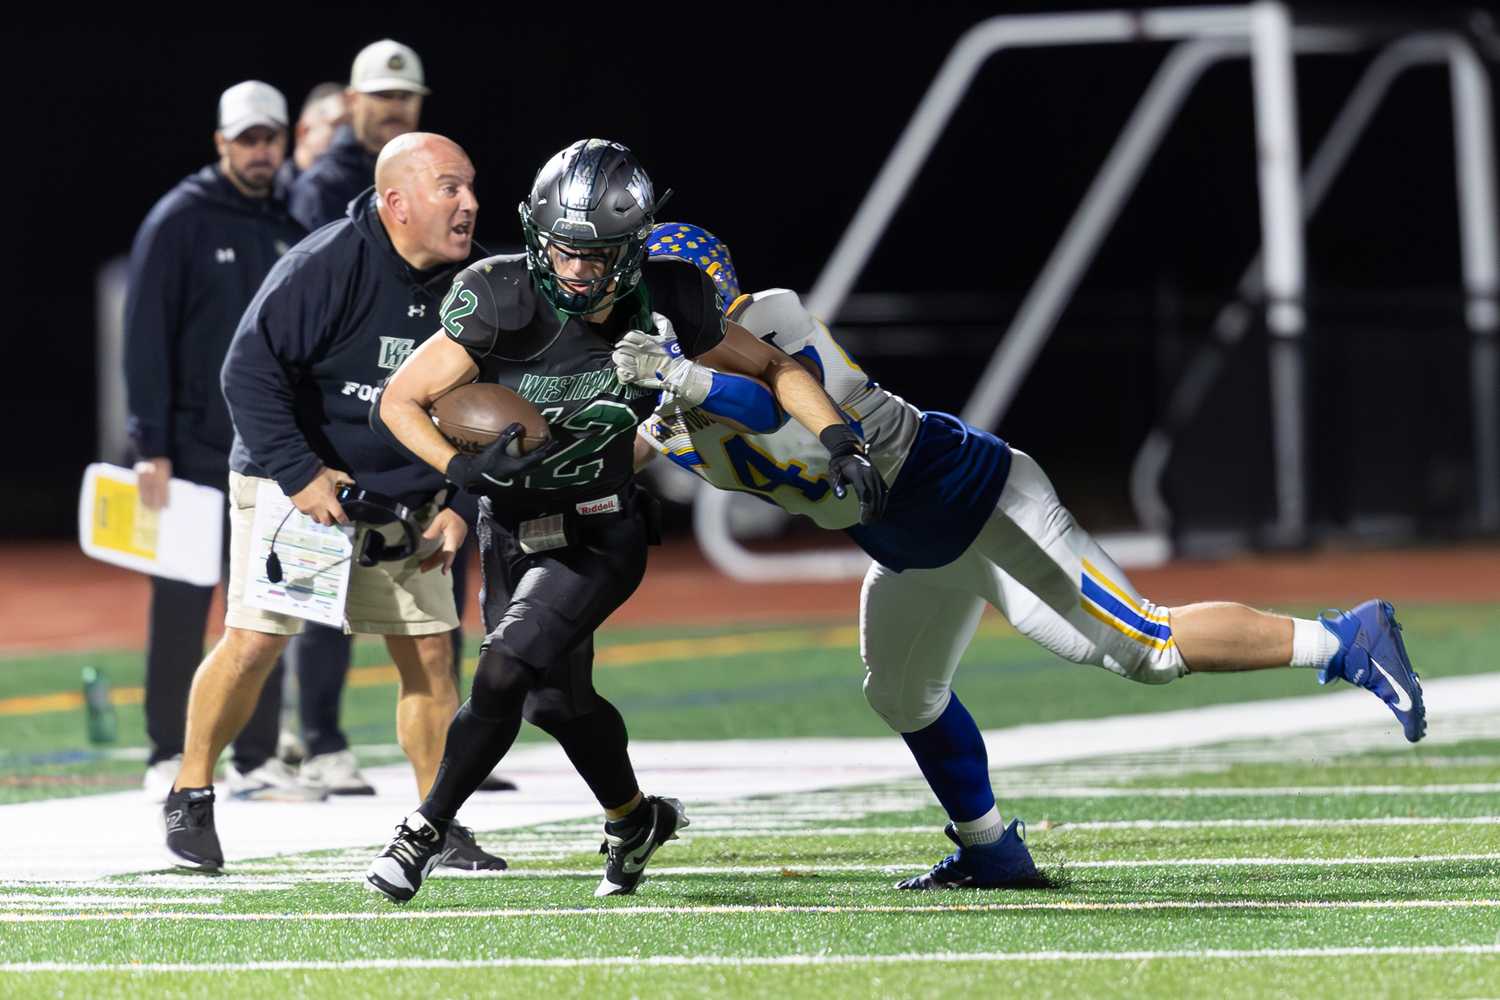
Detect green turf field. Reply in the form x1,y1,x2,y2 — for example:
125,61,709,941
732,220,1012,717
5,604,1500,996
4,732,1500,998
7,601,1500,805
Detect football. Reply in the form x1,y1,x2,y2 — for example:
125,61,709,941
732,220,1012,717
428,383,550,455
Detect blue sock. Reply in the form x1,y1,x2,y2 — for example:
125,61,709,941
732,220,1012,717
900,694,996,824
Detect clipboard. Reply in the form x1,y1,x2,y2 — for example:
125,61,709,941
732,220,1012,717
240,480,355,627
77,463,224,586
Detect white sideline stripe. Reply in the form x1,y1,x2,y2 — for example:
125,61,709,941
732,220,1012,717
5,898,1500,923
8,944,1500,971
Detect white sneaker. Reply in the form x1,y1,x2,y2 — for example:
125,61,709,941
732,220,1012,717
142,755,182,804
277,729,307,765
298,749,375,796
224,758,327,801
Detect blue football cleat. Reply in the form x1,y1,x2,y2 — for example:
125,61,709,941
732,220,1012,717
1318,600,1426,743
895,818,1045,890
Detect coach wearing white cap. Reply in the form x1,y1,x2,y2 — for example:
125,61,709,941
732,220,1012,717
287,39,428,232
124,81,309,803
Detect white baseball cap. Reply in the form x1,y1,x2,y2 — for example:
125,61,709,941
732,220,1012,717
350,39,430,95
218,81,289,139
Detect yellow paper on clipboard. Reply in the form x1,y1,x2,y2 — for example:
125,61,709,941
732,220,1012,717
90,475,160,558
77,464,224,586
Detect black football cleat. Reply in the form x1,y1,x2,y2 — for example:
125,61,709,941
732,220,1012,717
364,811,445,903
595,795,689,897
436,822,508,871
163,786,223,873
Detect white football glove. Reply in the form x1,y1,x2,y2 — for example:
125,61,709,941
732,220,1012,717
612,312,714,405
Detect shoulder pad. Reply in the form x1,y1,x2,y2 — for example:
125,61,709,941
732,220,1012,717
728,288,820,349
439,255,535,358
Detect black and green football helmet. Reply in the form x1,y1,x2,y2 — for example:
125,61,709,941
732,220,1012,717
519,139,669,316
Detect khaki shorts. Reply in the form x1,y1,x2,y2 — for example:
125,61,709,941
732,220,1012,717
224,472,460,637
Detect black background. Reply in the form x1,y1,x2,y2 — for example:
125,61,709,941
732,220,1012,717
5,1,1496,537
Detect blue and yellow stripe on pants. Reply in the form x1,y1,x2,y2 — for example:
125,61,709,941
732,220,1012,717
1079,558,1175,652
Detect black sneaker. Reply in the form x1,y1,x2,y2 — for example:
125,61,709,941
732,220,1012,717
364,811,445,902
595,795,689,897
163,786,222,873
437,823,508,871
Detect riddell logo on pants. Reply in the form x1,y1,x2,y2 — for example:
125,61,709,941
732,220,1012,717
576,496,621,516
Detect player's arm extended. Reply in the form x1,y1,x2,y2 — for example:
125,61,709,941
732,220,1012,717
704,324,889,524
378,332,480,472
699,323,842,436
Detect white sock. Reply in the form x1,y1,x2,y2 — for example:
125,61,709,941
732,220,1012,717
953,806,1004,846
1289,617,1340,669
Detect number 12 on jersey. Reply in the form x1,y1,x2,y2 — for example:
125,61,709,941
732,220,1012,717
525,400,640,489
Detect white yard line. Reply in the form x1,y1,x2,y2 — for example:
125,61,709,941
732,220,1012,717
1057,816,1500,831
688,816,1500,836
4,853,1496,919
7,944,1500,970
4,672,1499,881
4,898,1500,923
990,783,1500,797
1065,852,1500,868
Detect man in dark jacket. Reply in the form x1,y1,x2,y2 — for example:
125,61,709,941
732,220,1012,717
164,132,503,875
125,81,311,804
283,39,496,794
273,83,348,204
287,39,426,231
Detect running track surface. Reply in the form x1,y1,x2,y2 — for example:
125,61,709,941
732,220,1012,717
7,536,1500,654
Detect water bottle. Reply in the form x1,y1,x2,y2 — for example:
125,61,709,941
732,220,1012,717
82,666,117,745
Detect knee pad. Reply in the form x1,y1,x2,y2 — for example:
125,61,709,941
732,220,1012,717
468,640,536,720
863,671,951,734
1096,605,1188,685
1111,641,1188,685
521,689,584,731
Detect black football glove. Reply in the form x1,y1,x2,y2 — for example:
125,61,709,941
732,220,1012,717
445,423,561,494
821,423,887,525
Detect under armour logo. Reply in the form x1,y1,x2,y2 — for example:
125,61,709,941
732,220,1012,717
408,304,426,318
215,248,236,263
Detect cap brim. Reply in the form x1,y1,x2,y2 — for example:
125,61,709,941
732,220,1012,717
352,78,430,96
220,114,287,140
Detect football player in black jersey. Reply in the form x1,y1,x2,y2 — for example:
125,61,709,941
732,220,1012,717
364,139,885,901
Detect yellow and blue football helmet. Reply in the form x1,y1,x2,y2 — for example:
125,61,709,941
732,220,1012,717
648,222,742,312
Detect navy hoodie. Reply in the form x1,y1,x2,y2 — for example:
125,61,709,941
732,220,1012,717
124,165,305,475
287,124,376,232
223,189,484,506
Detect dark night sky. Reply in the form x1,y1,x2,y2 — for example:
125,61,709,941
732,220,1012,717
5,1,1496,534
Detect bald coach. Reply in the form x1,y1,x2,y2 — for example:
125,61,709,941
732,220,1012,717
163,133,505,874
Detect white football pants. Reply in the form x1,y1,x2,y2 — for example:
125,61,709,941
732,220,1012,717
861,450,1187,733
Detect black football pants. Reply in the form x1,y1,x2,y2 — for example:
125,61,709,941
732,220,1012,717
420,509,648,824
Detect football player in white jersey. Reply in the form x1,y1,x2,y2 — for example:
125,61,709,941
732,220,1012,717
617,224,1428,890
